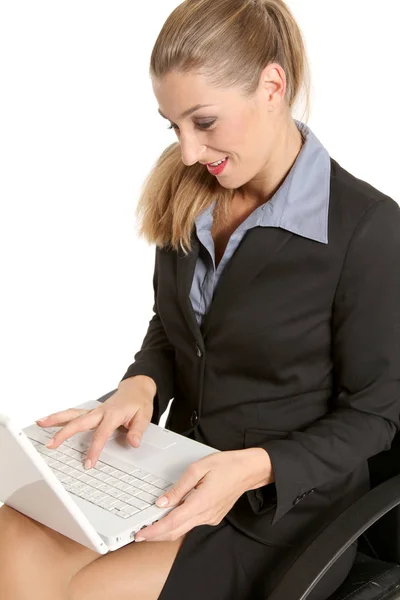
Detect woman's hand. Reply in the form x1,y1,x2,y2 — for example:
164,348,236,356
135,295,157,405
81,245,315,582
35,376,156,469
134,449,258,543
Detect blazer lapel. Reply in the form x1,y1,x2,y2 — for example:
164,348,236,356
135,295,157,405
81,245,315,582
176,227,294,344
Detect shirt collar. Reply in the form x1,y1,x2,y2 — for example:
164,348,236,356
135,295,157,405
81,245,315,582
195,119,331,244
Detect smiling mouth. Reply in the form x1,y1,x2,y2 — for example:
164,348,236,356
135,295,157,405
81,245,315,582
201,157,228,165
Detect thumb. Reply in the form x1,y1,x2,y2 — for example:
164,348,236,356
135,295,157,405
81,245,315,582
155,470,198,507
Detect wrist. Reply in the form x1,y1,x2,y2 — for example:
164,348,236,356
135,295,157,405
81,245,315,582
240,447,274,491
118,375,157,399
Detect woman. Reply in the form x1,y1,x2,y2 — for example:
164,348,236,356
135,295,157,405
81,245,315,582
1,0,399,599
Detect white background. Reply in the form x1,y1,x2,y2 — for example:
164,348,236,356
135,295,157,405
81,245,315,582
1,0,398,439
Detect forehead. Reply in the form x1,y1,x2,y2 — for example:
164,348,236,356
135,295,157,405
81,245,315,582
152,72,242,120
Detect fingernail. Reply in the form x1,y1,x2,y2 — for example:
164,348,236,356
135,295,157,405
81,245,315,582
133,436,141,446
45,438,54,447
37,417,48,422
156,496,168,507
84,459,92,469
135,536,146,542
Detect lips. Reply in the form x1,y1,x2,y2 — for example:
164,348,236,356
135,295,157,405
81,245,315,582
206,157,228,175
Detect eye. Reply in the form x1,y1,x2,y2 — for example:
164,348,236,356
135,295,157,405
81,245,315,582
167,121,215,131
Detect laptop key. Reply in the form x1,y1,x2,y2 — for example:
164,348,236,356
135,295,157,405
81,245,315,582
110,509,130,519
112,500,128,511
89,490,104,500
118,492,133,503
70,481,86,492
140,482,160,494
119,510,135,519
113,480,127,491
107,488,124,499
116,482,132,493
124,495,150,509
56,463,70,474
135,490,158,504
96,472,112,482
62,447,83,460
142,473,160,484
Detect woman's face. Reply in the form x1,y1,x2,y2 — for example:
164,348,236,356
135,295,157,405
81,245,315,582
151,65,292,197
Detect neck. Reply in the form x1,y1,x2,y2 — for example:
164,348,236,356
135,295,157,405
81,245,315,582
238,119,304,208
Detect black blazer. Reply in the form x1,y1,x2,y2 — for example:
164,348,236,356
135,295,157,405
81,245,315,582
120,158,400,549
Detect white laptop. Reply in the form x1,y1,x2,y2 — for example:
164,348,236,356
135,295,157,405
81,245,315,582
0,398,220,554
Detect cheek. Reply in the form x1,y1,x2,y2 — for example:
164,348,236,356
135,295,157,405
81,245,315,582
226,118,254,152
218,125,247,156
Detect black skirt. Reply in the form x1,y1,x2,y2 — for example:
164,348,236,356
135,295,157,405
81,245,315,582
158,517,358,600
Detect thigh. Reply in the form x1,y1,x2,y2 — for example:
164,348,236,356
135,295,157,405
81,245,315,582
0,504,101,584
69,531,187,600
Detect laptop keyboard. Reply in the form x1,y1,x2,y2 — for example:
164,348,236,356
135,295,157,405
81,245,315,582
28,427,173,519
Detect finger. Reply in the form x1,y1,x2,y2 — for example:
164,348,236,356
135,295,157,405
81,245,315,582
156,465,201,508
36,408,90,428
138,489,210,542
136,523,190,543
84,415,127,468
135,505,196,542
126,408,152,448
46,409,102,448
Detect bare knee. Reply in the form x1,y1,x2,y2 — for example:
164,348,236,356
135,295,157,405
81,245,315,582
0,504,99,580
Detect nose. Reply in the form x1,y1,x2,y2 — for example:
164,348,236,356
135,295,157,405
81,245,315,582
179,136,207,167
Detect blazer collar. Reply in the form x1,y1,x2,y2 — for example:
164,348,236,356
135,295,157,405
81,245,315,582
176,227,293,344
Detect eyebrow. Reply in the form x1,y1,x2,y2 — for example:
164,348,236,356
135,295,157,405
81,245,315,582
158,104,215,121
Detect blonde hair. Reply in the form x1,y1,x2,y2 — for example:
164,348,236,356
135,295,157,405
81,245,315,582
135,0,311,255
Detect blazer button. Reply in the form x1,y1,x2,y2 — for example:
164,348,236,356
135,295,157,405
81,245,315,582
293,496,301,505
190,410,198,426
195,342,203,357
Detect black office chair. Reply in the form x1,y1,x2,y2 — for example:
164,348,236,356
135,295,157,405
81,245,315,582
96,390,400,599
267,432,400,600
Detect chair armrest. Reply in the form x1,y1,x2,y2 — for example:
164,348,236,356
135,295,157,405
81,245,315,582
267,473,400,600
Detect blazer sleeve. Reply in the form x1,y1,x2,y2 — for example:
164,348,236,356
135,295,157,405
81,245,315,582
119,247,175,425
246,197,400,525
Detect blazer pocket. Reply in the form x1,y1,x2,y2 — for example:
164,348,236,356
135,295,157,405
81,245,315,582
244,427,290,448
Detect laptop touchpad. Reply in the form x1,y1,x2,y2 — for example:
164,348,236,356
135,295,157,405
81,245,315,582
103,426,177,461
105,437,164,462
111,424,176,450
141,426,177,450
